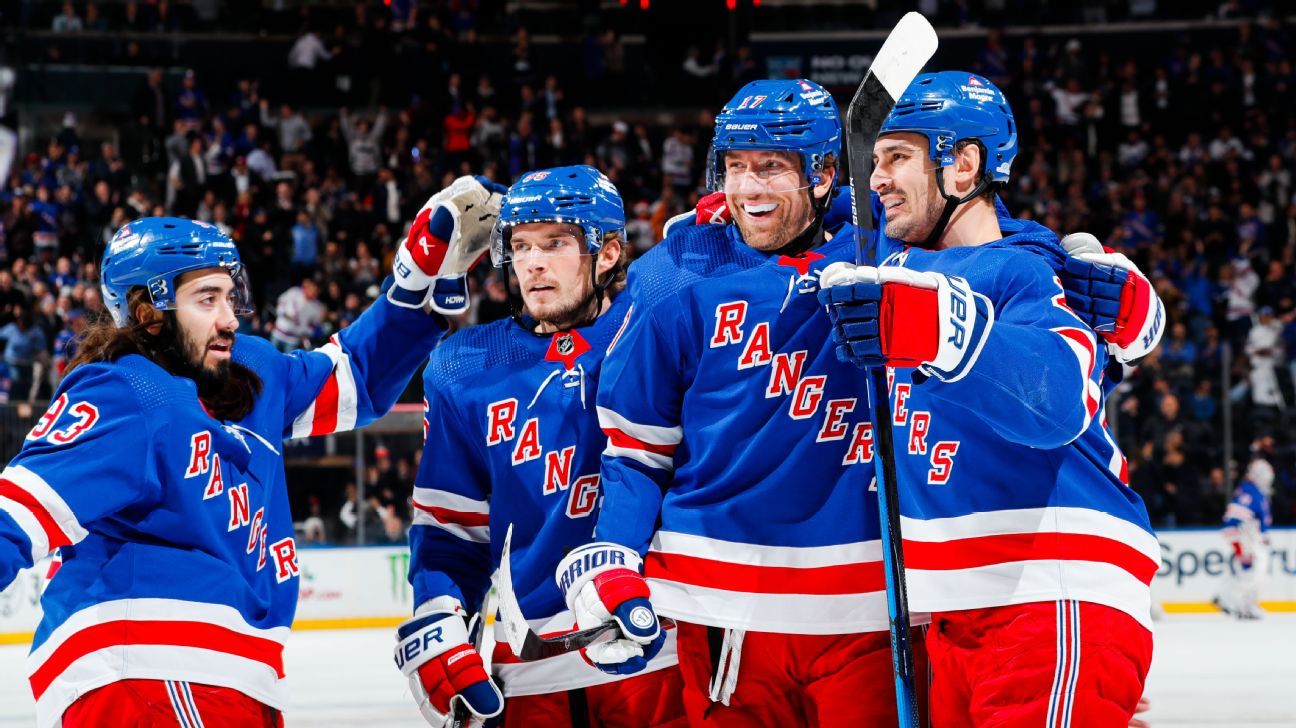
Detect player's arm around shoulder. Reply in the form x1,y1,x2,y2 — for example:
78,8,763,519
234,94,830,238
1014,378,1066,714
0,364,163,588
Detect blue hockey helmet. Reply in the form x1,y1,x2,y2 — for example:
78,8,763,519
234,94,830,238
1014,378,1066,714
879,71,1017,183
707,79,842,192
100,217,253,327
490,165,626,267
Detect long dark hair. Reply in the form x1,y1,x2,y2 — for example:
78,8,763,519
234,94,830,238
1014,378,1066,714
70,287,262,421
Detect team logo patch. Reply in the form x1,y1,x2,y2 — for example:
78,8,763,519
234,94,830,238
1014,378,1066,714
628,606,655,631
545,329,591,371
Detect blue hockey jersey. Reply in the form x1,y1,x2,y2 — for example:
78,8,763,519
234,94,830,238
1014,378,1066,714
593,221,914,634
879,218,1158,630
0,297,443,728
410,295,676,697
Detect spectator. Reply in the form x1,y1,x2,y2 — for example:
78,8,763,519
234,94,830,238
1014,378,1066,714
51,2,83,32
340,107,387,188
287,27,333,70
271,277,325,352
0,303,48,401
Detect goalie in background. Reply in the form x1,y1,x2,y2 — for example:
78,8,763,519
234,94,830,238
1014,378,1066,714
1214,457,1274,620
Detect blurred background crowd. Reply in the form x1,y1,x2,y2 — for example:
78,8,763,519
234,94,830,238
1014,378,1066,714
0,0,1292,543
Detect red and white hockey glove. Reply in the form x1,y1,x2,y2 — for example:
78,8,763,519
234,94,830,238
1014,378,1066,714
661,191,732,238
1060,232,1165,364
555,542,665,676
390,175,507,314
394,598,503,727
818,262,995,382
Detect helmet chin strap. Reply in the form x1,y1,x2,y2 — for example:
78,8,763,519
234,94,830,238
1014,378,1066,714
918,167,989,249
771,183,833,257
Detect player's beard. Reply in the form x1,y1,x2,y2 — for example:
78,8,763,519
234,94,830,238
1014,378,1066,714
529,279,600,332
733,193,816,252
160,314,234,395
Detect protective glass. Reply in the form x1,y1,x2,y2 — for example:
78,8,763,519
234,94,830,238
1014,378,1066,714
149,263,254,317
491,219,596,267
708,150,817,195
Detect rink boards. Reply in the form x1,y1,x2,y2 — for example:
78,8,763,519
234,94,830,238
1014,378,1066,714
1,528,1293,643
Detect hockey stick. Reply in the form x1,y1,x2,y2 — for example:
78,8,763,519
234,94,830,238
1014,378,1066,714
496,524,619,659
844,11,938,728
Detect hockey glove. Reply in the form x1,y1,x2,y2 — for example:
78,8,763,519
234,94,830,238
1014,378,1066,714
818,262,994,383
555,542,665,676
390,175,508,314
1060,232,1164,364
394,599,503,727
661,191,732,238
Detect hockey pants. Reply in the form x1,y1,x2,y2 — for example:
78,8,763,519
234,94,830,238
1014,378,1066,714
501,665,688,728
675,620,929,727
61,678,282,727
927,601,1152,728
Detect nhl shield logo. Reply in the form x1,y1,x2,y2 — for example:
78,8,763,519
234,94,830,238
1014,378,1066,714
556,334,575,357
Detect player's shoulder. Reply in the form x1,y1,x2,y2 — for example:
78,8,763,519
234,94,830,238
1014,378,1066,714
232,332,285,373
629,224,759,310
57,355,185,417
425,317,529,393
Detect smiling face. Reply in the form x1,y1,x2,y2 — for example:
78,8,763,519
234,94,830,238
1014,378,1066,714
510,222,621,332
723,150,834,251
870,133,945,244
172,268,240,374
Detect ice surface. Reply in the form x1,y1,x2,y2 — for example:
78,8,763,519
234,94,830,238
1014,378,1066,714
0,615,1292,725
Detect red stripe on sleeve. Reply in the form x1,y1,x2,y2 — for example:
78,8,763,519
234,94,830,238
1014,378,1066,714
601,428,677,457
310,373,340,437
0,479,72,552
412,500,490,528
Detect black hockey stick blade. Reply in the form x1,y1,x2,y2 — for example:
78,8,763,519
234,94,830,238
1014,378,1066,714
843,11,937,728
497,524,675,661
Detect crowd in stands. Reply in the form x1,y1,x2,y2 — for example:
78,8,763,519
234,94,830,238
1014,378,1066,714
2,2,1293,540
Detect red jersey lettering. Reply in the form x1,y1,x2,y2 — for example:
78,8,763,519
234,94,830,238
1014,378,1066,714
27,394,68,441
227,483,250,531
512,418,541,464
566,474,600,518
203,454,225,500
893,383,911,426
543,446,576,494
844,423,875,465
766,350,807,398
908,412,931,455
186,431,212,478
929,441,960,485
737,322,772,369
270,537,300,583
817,398,856,442
486,399,518,446
789,375,827,420
48,402,99,445
710,301,747,348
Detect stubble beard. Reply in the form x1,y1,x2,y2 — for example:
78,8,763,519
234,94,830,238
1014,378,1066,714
735,197,815,252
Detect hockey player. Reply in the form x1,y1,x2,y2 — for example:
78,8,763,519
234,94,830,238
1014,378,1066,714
551,78,926,726
818,72,1156,726
557,77,1164,727
397,165,685,728
1214,458,1274,619
0,175,504,728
